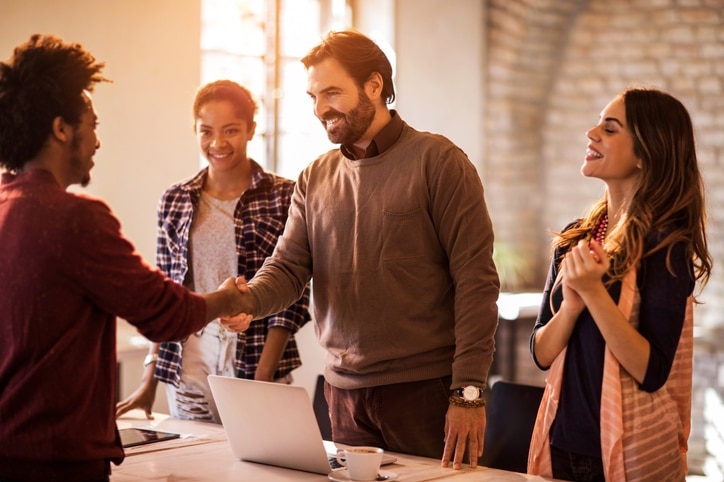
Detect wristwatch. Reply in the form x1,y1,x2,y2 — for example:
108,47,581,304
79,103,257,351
143,353,159,367
449,385,485,408
453,385,484,401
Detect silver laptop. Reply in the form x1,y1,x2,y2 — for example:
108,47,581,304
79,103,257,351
207,375,397,475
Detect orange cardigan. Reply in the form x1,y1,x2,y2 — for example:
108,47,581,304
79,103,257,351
528,270,691,481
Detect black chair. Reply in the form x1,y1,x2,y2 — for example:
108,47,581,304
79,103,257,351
480,380,544,474
313,374,333,441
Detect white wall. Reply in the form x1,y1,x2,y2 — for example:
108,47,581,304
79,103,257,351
394,0,485,176
1,0,202,411
1,0,203,263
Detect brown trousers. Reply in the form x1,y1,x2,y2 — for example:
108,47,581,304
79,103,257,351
324,376,452,459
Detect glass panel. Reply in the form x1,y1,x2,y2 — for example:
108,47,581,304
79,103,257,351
279,0,321,58
276,132,333,181
201,0,266,56
200,53,265,92
277,60,315,132
201,0,356,174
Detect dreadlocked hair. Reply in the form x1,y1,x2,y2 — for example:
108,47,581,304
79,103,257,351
0,33,109,171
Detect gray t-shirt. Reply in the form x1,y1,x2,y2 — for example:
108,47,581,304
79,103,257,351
187,191,238,295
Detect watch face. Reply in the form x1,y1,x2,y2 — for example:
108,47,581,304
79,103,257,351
463,386,479,401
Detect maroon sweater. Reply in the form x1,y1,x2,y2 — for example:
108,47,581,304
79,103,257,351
0,169,207,480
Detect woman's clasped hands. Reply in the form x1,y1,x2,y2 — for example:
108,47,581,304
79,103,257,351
561,239,609,299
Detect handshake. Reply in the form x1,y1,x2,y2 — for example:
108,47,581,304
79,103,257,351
211,276,257,332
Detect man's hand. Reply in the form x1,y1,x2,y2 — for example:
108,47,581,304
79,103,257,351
218,276,255,332
115,373,158,420
441,404,486,469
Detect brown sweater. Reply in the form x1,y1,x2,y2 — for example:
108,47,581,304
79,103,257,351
0,169,207,480
249,120,500,390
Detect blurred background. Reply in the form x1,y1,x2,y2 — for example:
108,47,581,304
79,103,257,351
2,0,723,478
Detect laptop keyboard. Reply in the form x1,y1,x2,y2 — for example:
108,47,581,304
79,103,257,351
328,455,344,470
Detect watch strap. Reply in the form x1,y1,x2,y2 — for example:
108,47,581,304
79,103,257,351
448,395,486,408
143,353,159,367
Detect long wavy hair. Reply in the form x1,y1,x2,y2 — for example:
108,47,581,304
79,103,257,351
554,88,712,292
0,34,108,171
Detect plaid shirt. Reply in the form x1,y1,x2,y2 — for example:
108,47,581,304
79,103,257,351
154,161,311,386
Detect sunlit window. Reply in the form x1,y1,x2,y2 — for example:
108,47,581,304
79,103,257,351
200,0,352,180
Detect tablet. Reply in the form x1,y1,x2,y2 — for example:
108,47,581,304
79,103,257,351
119,427,180,448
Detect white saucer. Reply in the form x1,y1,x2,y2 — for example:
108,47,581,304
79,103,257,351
328,468,399,481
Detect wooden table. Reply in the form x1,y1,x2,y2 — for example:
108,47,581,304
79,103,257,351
113,411,561,481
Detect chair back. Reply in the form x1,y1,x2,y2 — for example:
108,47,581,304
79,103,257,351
313,374,333,440
480,380,544,473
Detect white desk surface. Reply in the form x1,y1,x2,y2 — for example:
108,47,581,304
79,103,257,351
113,411,560,482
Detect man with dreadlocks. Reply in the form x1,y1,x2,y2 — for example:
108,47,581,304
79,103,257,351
0,34,252,481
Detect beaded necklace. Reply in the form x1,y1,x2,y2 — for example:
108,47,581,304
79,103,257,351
589,212,609,247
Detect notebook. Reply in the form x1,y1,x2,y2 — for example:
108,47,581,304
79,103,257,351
207,375,397,475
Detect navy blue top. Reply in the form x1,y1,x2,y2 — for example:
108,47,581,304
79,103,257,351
530,226,694,457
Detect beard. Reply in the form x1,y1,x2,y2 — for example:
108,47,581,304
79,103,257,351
70,133,91,187
320,88,376,145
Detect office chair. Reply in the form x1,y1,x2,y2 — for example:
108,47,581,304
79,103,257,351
313,374,333,440
480,380,544,474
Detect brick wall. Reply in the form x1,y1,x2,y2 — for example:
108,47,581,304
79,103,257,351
482,0,724,476
484,0,724,327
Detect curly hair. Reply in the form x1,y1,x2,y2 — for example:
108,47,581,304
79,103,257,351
0,34,109,171
555,88,712,291
301,29,395,105
192,80,258,128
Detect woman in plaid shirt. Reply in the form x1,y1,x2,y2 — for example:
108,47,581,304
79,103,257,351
117,80,310,423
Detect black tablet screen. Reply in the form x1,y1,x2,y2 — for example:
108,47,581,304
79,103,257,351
119,427,180,448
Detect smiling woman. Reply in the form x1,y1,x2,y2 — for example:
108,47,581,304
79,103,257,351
529,88,712,481
115,79,312,424
196,0,398,180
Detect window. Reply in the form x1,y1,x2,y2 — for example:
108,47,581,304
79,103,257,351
200,0,352,180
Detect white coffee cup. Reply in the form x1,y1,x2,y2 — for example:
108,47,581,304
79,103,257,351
335,446,384,480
